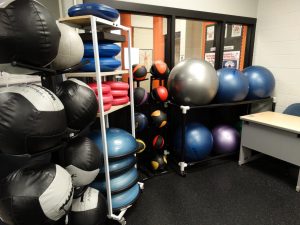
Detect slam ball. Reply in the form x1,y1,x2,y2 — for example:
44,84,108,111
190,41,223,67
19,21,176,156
132,64,147,81
216,68,249,102
174,123,213,162
0,164,73,225
243,65,275,99
150,60,170,78
151,86,168,102
134,87,148,106
168,59,219,105
52,22,84,70
69,187,107,225
61,137,102,187
0,0,60,68
0,84,67,156
56,78,98,131
151,110,167,128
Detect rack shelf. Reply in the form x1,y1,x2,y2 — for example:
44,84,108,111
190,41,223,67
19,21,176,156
168,97,275,176
168,97,274,110
65,70,128,78
59,15,129,31
97,102,130,116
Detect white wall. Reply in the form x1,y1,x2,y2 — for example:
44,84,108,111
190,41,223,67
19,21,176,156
115,0,258,17
253,0,300,112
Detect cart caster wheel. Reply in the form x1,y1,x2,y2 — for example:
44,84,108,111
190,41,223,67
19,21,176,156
119,218,126,225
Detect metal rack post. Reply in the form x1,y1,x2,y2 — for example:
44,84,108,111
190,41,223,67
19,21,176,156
127,28,136,138
90,16,114,218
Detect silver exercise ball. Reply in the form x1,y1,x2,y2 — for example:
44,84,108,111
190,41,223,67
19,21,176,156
167,59,219,105
52,22,84,70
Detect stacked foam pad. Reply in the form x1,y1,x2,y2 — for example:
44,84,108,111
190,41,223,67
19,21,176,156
89,128,140,211
103,81,129,106
81,42,121,72
88,81,129,112
88,82,113,111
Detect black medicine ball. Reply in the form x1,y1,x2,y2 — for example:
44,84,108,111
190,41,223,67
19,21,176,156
69,187,107,225
56,78,98,131
151,154,167,171
61,137,103,187
0,164,73,225
152,135,164,149
0,84,67,156
0,0,60,67
134,87,148,106
151,110,167,128
132,64,147,80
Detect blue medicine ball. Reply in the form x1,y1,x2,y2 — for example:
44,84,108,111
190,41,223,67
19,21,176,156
243,66,275,99
216,68,249,102
135,113,148,132
174,123,213,162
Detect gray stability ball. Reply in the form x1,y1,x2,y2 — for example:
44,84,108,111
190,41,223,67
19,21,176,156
167,59,219,105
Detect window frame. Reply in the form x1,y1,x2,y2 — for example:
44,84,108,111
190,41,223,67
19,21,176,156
84,0,256,70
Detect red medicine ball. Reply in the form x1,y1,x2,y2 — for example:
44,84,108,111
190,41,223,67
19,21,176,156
151,86,168,102
152,135,164,149
150,61,169,78
132,64,147,81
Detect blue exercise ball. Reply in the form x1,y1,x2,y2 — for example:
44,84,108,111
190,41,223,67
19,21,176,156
174,123,213,162
216,68,249,102
89,128,137,160
243,66,275,99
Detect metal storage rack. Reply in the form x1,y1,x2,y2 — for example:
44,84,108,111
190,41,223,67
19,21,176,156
167,97,275,176
59,15,140,225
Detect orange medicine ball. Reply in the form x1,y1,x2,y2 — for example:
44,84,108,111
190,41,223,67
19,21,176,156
132,64,147,80
150,60,170,78
151,86,168,102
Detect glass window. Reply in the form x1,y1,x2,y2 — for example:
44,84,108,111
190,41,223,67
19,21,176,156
175,19,217,67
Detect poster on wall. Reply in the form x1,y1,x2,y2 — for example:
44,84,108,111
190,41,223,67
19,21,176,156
231,25,242,37
206,26,215,41
204,53,215,67
139,49,153,71
222,51,240,69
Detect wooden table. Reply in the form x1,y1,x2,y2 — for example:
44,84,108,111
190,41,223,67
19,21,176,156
239,111,300,191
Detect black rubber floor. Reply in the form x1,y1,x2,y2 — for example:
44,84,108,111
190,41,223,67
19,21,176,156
108,156,300,225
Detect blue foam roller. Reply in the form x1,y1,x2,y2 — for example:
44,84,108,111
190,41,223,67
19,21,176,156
89,128,137,160
81,57,121,72
111,183,140,211
91,167,138,194
99,156,136,177
68,3,119,22
84,42,121,57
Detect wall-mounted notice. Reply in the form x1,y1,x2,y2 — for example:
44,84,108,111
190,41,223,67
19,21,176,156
206,26,215,41
204,53,215,67
222,51,240,69
231,25,242,37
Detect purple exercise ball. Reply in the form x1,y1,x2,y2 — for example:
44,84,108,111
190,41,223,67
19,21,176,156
212,125,240,154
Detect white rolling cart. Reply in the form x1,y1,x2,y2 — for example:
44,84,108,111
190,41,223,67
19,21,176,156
59,15,142,225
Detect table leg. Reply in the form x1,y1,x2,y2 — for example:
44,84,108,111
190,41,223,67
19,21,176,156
239,146,253,165
296,169,300,192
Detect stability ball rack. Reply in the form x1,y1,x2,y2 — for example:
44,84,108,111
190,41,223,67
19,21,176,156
167,97,275,176
59,15,143,225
